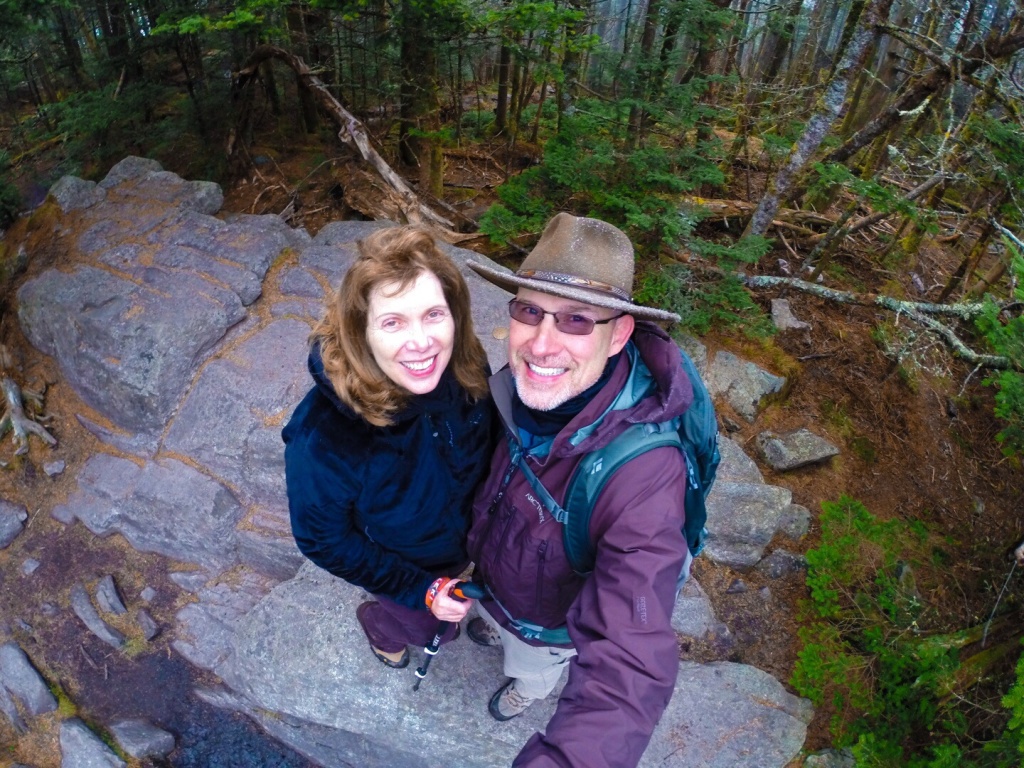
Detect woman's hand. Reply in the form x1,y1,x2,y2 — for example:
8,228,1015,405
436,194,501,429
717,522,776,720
425,577,474,622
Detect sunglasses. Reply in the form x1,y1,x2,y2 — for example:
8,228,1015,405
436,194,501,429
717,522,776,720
508,299,624,336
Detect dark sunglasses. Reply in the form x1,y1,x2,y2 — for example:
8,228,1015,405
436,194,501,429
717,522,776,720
508,299,624,336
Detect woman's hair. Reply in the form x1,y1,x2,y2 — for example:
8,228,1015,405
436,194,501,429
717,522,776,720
312,226,490,427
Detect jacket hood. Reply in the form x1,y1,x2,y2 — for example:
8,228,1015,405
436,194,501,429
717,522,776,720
494,321,694,459
308,341,358,419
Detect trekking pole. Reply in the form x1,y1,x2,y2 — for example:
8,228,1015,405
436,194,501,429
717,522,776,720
413,581,485,691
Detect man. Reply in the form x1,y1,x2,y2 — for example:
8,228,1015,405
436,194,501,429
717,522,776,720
429,212,693,767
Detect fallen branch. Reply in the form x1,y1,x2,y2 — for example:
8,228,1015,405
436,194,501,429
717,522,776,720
743,274,992,318
0,377,57,454
233,45,456,235
742,274,1021,371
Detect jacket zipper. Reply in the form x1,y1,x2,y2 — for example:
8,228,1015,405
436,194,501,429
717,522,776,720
535,539,548,610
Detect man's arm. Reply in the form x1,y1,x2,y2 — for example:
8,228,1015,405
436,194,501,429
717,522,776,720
514,446,687,768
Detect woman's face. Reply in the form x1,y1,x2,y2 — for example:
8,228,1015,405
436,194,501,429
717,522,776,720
366,270,455,395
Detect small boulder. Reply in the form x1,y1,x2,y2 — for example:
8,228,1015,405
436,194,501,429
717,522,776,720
95,576,128,615
778,503,811,540
770,298,811,331
0,642,58,716
109,718,175,758
44,460,66,478
756,428,839,471
804,748,855,768
70,585,125,650
707,352,786,422
60,717,127,768
0,500,28,549
137,610,160,641
755,550,808,579
21,558,40,576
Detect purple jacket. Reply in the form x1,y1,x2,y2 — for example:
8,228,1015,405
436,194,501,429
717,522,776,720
467,322,693,768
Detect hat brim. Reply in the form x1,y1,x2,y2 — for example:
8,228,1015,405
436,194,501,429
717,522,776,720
467,260,681,324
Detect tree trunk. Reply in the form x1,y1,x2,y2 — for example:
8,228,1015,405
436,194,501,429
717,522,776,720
742,0,895,238
824,20,1024,166
625,0,662,149
495,43,511,134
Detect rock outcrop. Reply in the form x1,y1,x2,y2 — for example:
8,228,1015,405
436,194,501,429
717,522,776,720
9,157,818,766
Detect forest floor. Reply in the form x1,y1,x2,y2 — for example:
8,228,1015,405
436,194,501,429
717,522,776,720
0,125,1022,764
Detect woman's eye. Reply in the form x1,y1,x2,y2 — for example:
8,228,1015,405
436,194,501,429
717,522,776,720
380,318,401,330
427,309,448,321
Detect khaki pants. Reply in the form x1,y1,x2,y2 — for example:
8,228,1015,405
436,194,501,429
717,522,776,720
477,603,577,700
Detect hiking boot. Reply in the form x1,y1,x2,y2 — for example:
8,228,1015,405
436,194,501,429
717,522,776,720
467,617,501,647
355,602,409,669
488,680,536,721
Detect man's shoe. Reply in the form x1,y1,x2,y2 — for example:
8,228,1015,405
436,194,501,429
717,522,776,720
488,680,536,721
467,617,501,647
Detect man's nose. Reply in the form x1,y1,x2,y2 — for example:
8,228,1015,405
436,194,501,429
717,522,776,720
527,314,562,356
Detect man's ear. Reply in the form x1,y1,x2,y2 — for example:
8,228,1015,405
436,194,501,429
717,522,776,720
608,314,635,356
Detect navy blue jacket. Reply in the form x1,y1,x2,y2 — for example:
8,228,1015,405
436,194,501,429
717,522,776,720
283,345,495,609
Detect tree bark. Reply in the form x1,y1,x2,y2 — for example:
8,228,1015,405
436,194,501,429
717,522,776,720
742,0,895,237
824,20,1024,166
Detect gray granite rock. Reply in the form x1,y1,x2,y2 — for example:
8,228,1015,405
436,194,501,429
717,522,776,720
95,575,127,615
60,717,127,768
44,460,66,477
706,352,785,422
703,482,793,568
779,503,811,540
0,500,28,548
162,319,311,512
755,549,808,579
757,428,840,471
99,155,163,189
770,298,811,331
169,570,212,593
18,265,245,434
70,585,126,650
0,683,27,733
804,747,855,768
677,333,709,378
56,454,244,572
672,577,726,640
109,718,175,758
0,642,58,715
49,176,106,212
278,266,324,299
137,610,160,641
140,587,157,602
180,562,810,768
149,243,263,305
21,558,40,576
716,437,764,484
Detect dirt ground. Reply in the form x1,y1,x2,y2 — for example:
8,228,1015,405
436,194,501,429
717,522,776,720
0,130,1022,765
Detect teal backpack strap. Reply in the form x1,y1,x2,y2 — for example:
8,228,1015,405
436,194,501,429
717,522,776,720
563,422,682,575
505,433,569,524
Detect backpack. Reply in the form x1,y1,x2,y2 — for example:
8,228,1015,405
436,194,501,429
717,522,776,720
511,347,720,575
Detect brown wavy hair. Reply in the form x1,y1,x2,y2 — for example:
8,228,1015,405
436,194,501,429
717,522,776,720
312,226,489,427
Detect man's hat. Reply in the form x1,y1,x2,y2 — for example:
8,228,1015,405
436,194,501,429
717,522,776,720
467,213,681,323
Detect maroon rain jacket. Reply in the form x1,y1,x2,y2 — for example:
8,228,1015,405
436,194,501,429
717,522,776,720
467,321,693,768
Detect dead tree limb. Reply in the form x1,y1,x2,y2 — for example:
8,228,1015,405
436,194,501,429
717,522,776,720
232,45,456,234
0,377,56,454
743,274,1021,371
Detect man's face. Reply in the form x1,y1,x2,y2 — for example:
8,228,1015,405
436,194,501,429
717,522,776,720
508,287,634,411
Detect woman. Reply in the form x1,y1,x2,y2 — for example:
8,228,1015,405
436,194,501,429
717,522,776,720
283,226,494,668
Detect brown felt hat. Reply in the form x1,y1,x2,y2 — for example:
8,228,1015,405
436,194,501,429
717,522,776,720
467,213,680,323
